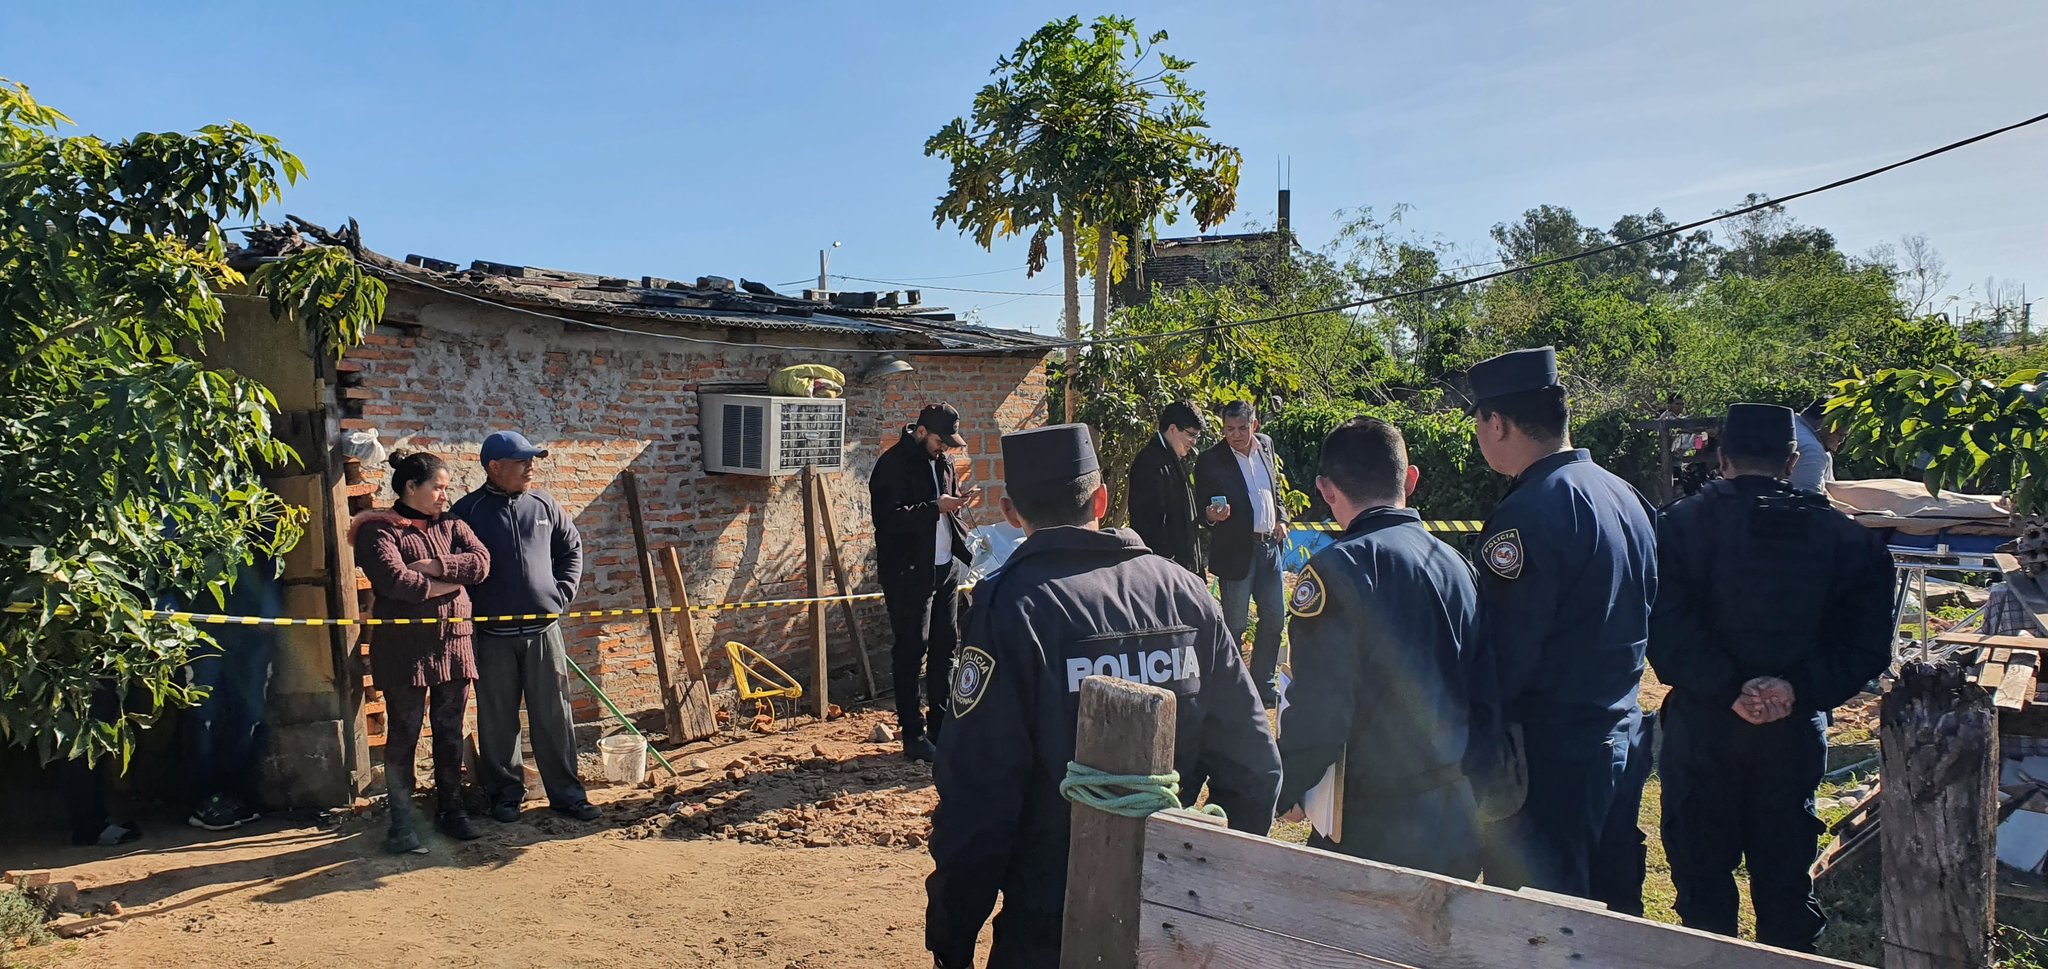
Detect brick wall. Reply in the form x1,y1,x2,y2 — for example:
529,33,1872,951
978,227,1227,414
337,286,1050,721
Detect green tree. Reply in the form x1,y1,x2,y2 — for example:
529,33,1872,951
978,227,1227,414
925,15,1241,385
1829,366,2048,514
0,79,384,766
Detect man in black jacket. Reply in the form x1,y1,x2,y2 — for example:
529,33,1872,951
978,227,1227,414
869,403,978,762
1193,401,1290,705
1649,403,1893,952
1124,400,1204,574
926,423,1280,969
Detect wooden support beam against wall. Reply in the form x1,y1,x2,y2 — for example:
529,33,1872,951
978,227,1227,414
1881,660,1996,969
802,466,831,719
659,547,720,742
813,472,878,699
1060,676,1177,969
621,471,686,740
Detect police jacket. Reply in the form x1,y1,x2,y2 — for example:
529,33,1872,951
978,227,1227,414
1647,476,1894,713
1470,449,1657,748
925,526,1281,968
1278,506,1477,813
1125,434,1203,574
869,425,972,586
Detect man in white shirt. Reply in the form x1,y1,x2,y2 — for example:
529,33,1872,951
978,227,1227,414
1194,401,1290,706
1789,402,1842,495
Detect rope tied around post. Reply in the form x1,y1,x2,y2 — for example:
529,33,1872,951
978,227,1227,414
1059,761,1226,822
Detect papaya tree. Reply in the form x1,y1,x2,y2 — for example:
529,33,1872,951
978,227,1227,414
0,78,385,766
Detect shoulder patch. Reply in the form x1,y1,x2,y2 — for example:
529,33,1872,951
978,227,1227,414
1288,563,1327,618
950,646,997,718
1482,528,1524,580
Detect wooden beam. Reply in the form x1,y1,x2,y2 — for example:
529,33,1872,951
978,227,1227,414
1139,812,1855,969
621,471,686,740
1994,554,2048,634
1061,676,1177,969
2000,652,2041,711
801,466,830,719
1880,661,1996,969
1936,633,2048,651
813,472,878,699
1138,902,1415,968
659,547,720,742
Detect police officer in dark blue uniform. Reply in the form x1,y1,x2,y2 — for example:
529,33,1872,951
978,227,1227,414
925,424,1281,969
1277,417,1481,878
1462,346,1658,899
1649,403,1893,952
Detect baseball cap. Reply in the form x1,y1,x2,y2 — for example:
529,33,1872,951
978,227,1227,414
479,430,549,465
917,403,967,448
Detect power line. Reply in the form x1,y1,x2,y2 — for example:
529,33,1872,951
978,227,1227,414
356,109,2048,357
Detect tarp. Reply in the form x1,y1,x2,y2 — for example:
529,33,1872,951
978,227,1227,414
1826,478,2017,537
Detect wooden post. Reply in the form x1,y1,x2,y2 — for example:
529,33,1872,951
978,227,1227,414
813,472,879,699
658,547,720,742
1060,675,1177,969
802,466,831,718
1881,660,1995,969
621,471,686,740
1655,418,1675,507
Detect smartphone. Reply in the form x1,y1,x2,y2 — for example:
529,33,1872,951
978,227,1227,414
1210,496,1229,510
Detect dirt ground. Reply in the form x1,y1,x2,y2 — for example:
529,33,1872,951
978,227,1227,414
1,710,978,969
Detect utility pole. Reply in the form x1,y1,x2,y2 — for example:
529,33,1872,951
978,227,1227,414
818,241,841,294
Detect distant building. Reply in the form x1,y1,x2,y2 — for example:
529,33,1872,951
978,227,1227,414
1114,189,1297,306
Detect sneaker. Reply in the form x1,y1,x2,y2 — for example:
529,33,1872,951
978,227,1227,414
551,801,602,822
188,794,259,832
490,802,522,824
385,826,426,855
436,811,482,840
903,737,938,763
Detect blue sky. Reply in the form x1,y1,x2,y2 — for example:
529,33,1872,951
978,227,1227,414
5,1,2043,333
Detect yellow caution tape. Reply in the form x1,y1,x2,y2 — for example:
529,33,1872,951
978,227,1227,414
1300,520,1485,533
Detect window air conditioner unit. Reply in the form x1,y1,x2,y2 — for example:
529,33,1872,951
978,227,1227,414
699,393,846,476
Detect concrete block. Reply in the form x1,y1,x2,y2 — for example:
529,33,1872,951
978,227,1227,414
3,869,51,889
272,474,329,582
257,719,352,810
271,585,336,696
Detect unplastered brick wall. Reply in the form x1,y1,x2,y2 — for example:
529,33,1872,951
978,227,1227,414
338,286,1049,722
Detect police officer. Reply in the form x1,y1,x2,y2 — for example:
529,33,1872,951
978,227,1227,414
1277,417,1481,878
1462,346,1658,899
1649,403,1893,952
925,424,1281,969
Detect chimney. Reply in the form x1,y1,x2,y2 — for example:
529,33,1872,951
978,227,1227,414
1277,189,1291,235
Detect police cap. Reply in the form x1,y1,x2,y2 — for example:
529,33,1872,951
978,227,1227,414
1466,346,1560,407
1001,423,1100,500
1721,402,1796,457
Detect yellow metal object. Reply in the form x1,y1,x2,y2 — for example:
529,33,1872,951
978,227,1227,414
726,641,803,702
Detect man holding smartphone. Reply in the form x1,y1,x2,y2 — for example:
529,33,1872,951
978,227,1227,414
870,403,981,762
1195,400,1291,707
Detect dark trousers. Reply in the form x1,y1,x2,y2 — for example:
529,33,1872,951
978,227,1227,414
1218,538,1285,700
1480,718,1631,898
1309,779,1482,880
383,678,470,827
1591,711,1658,916
475,626,589,809
182,626,277,810
885,562,959,742
1661,697,1828,952
61,685,122,843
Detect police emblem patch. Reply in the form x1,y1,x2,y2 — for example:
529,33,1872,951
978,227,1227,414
1482,528,1524,580
950,646,997,718
1288,564,1326,618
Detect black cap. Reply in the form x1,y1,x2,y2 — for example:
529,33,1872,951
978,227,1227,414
1721,403,1796,456
917,403,967,447
1001,424,1100,499
1466,346,1560,408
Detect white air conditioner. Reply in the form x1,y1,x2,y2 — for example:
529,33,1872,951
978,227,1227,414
699,393,846,476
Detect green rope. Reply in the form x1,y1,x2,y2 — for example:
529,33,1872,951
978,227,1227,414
1059,761,1227,821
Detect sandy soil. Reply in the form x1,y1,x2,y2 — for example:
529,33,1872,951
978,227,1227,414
2,710,974,969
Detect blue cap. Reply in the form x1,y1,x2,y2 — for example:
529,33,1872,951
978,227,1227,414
479,430,549,465
1466,346,1560,407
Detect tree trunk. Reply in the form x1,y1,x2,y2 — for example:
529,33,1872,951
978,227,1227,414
1880,660,1995,969
1061,208,1081,423
1092,223,1113,335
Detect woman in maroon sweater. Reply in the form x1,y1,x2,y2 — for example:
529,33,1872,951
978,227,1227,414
352,451,491,853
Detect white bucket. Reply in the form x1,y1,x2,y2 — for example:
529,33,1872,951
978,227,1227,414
598,734,648,787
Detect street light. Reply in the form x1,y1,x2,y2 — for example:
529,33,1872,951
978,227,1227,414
819,241,841,293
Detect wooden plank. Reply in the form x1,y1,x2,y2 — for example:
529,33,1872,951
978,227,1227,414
1881,662,1996,969
1979,662,2007,694
658,547,719,742
1061,677,1177,969
1138,902,1417,968
813,473,878,699
1140,812,1857,969
621,471,686,740
1935,634,2048,651
2001,652,2041,711
801,466,830,718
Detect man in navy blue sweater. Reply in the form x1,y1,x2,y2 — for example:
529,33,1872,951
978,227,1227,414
451,430,599,823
